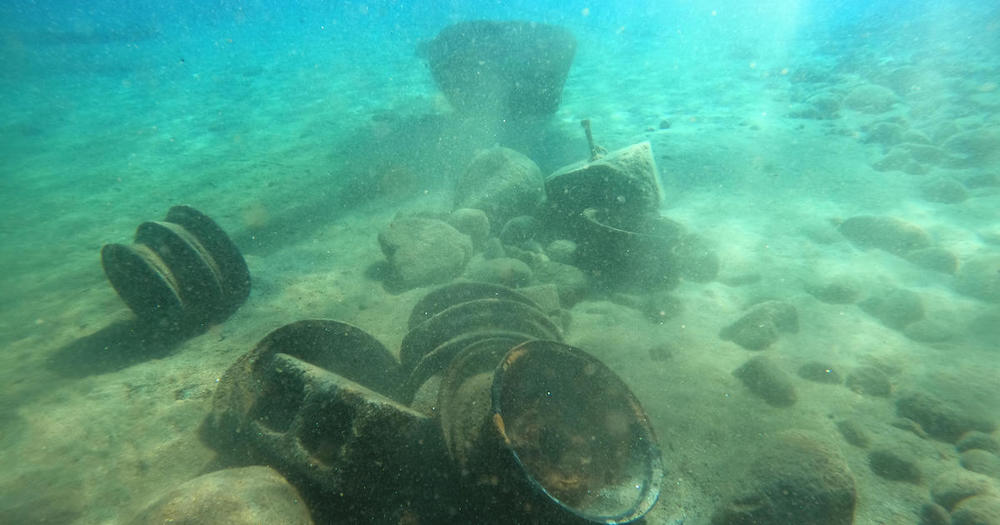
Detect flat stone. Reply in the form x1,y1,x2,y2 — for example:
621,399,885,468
843,84,899,114
720,300,799,351
897,392,996,443
845,366,892,397
931,469,999,511
859,288,924,330
961,450,1000,480
128,467,313,525
957,432,1000,454
952,495,1000,525
378,217,473,289
836,419,871,448
839,215,932,256
797,361,843,384
955,255,1000,303
904,247,958,274
868,449,921,483
733,356,797,407
711,430,855,525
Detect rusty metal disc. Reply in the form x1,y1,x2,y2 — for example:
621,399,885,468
407,281,544,330
101,242,185,322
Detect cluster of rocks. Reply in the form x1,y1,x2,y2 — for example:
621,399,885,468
376,142,719,306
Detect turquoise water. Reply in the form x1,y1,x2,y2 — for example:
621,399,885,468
2,1,999,524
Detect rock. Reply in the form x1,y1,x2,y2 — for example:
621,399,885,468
454,147,545,231
711,430,856,525
545,239,577,264
806,92,841,118
872,148,918,172
964,171,1000,189
648,343,675,361
952,495,1000,525
836,419,872,448
418,20,576,117
845,366,892,397
464,257,533,288
921,177,969,203
864,121,906,146
932,469,999,510
378,217,473,289
892,417,931,439
957,432,1000,454
904,319,958,343
955,255,1000,303
720,300,799,351
733,356,797,407
859,288,924,330
448,208,490,248
843,84,899,114
919,503,951,525
804,277,862,304
942,127,1000,168
797,361,843,384
868,449,922,483
128,467,313,525
904,247,958,274
498,215,540,247
900,143,949,165
962,450,1000,480
838,215,932,256
897,392,996,443
532,260,589,306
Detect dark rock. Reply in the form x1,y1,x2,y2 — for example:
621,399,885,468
545,239,577,264
919,502,951,525
659,119,672,129
711,430,856,525
892,417,930,439
921,177,969,203
464,257,533,288
864,121,906,146
454,147,545,231
868,449,921,483
896,392,996,443
955,255,1000,303
941,128,1000,168
843,84,899,114
963,171,1000,189
961,450,1000,480
648,344,675,362
835,419,871,448
859,288,924,330
498,215,540,247
720,300,799,351
804,278,862,304
378,217,473,289
904,319,958,343
904,247,958,274
481,237,505,259
932,469,999,511
797,361,843,384
128,467,313,525
951,495,1000,525
805,92,841,118
733,356,797,407
532,260,589,306
845,366,892,397
448,208,491,248
419,20,576,117
957,432,1000,454
838,215,932,256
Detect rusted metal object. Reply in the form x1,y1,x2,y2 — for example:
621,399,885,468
438,339,664,524
101,205,249,330
205,320,452,523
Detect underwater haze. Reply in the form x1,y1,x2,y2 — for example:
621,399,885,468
2,0,1000,524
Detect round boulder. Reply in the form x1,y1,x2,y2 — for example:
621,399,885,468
378,217,473,289
128,466,313,525
454,147,545,232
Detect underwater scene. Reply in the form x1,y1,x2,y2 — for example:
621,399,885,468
1,0,999,523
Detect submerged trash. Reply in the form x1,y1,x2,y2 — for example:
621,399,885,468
101,205,250,331
419,20,577,117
